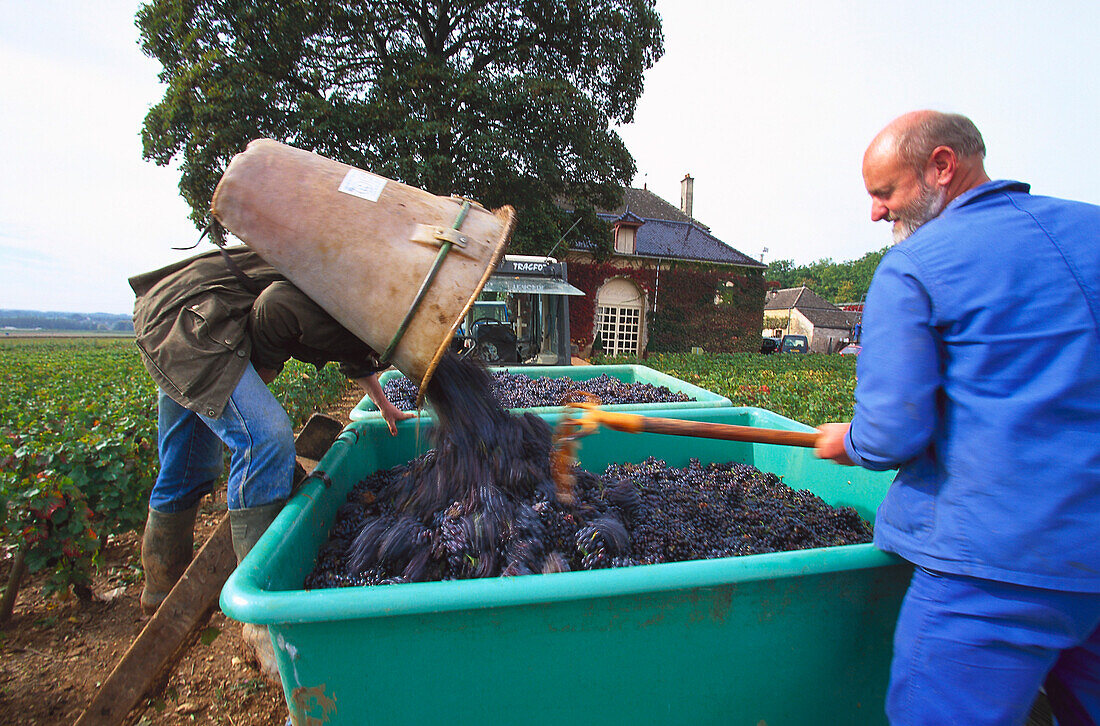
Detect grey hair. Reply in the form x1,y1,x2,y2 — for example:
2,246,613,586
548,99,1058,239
896,112,986,171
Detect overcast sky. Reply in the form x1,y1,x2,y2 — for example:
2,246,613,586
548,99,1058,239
3,1,1100,314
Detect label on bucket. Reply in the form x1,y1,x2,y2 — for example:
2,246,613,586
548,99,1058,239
338,168,387,202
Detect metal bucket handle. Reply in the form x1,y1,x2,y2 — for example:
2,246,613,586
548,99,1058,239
378,200,472,367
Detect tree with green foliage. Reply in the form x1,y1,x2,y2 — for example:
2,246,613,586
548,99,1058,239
137,0,664,256
765,247,888,302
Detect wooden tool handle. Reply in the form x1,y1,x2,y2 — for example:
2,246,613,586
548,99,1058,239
640,417,820,448
76,515,235,726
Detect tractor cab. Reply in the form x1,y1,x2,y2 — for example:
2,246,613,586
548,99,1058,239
452,255,584,365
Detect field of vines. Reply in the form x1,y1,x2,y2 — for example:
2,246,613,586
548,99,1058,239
0,337,348,604
1,339,856,606
598,351,858,427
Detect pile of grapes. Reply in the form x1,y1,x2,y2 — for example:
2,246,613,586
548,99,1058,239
305,378,872,587
307,355,870,589
380,371,694,411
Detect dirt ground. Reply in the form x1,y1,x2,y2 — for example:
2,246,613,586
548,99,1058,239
0,386,366,726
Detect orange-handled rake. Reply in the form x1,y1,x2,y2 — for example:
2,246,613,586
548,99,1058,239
550,397,820,504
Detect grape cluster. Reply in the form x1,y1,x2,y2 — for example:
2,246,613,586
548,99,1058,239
381,371,694,411
305,354,872,590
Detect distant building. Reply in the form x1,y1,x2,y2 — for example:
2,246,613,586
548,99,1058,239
833,301,864,342
763,286,856,353
565,175,766,356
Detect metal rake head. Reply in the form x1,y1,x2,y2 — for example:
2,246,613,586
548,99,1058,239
549,392,604,504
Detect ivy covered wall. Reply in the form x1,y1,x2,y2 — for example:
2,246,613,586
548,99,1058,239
566,260,656,350
566,256,765,355
647,263,765,354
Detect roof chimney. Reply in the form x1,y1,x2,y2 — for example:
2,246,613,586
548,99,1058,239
680,174,694,218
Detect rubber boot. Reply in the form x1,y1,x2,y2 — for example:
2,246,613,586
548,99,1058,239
140,505,199,615
230,502,285,685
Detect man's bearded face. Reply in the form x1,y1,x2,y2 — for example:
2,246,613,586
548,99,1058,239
887,178,947,243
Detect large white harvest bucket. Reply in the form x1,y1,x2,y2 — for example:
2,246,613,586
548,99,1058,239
210,139,514,397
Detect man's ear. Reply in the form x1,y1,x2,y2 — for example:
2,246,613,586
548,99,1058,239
928,145,957,186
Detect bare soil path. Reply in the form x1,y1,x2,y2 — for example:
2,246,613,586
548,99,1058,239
0,384,365,726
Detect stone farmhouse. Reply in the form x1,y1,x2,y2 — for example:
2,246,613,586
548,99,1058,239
763,286,857,353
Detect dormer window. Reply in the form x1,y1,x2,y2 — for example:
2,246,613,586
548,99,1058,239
614,224,636,254
610,211,643,255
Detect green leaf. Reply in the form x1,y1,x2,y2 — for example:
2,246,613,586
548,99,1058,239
199,626,221,645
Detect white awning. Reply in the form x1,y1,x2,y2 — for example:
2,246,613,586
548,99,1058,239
482,276,585,296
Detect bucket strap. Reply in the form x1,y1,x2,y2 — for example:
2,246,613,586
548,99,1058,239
378,200,472,367
175,222,267,297
218,246,267,297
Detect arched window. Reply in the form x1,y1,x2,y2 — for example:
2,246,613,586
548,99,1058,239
596,277,645,356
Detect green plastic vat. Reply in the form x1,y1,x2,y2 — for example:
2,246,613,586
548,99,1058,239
349,363,731,421
221,407,909,726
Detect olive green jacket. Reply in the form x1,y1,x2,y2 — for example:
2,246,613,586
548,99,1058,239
129,246,380,417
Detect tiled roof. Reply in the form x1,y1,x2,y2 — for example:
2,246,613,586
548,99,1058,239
603,187,704,227
764,286,855,329
565,186,763,268
618,217,763,267
615,210,645,225
763,287,806,310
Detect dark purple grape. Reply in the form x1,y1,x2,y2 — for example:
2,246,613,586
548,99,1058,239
383,370,696,411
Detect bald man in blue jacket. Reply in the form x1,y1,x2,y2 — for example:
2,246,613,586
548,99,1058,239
816,111,1100,725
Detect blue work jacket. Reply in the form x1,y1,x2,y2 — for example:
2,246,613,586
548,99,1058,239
846,180,1100,591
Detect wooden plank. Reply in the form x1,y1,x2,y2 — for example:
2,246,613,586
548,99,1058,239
74,515,235,726
75,417,341,725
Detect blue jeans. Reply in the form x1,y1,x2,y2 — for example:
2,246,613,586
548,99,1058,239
888,566,1100,725
149,364,295,512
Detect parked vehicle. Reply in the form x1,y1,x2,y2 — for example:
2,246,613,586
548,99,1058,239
779,335,809,354
761,334,809,355
760,337,781,354
450,255,584,365
838,343,862,356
